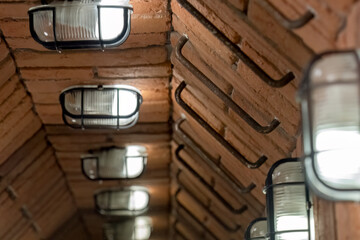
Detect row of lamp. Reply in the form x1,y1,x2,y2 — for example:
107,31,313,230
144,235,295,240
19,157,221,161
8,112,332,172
26,0,360,238
59,85,151,239
245,50,360,240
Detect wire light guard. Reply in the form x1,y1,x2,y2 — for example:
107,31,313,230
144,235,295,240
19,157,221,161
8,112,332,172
28,0,133,50
94,186,150,216
103,217,152,240
244,218,267,240
59,85,142,129
264,158,315,240
298,50,360,201
82,146,147,180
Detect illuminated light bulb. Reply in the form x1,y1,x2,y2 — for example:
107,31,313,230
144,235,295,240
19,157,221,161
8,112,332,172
29,0,133,50
60,85,142,129
298,49,360,201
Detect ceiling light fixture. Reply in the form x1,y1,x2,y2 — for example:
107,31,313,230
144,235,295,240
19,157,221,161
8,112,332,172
28,0,133,51
244,218,267,240
59,85,142,129
264,158,315,240
103,217,152,240
82,146,147,180
298,50,360,201
94,186,150,216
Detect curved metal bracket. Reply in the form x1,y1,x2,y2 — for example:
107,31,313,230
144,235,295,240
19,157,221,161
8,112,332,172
261,0,314,29
175,182,242,233
176,0,294,88
174,188,220,240
175,36,280,134
175,81,268,169
175,144,249,214
174,118,256,193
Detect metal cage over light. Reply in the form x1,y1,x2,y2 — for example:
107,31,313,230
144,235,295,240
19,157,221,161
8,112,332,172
244,218,267,240
28,0,133,50
94,186,150,216
59,85,142,129
298,50,360,201
264,158,314,240
82,146,147,180
103,217,152,240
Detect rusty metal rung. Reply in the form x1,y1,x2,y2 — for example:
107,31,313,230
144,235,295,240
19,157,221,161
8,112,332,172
174,118,256,194
175,143,250,214
261,0,314,29
175,167,242,232
175,36,280,134
175,81,268,169
176,0,295,88
174,188,220,240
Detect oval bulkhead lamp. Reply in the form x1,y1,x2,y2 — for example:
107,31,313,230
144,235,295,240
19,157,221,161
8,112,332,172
264,158,315,240
95,186,150,216
59,85,142,129
244,218,268,240
298,50,360,201
103,217,152,240
28,0,133,50
82,146,147,180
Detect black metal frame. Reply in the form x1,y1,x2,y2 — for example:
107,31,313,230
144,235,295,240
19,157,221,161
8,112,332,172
175,81,267,169
81,146,147,181
298,49,360,201
176,0,294,88
175,144,250,214
259,0,314,29
244,217,267,240
174,117,256,194
28,3,132,51
175,36,280,134
59,85,142,129
102,217,153,240
94,186,150,217
174,188,220,240
265,158,313,240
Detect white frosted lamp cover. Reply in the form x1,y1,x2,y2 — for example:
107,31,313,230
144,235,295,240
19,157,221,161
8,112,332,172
95,186,150,216
103,217,152,240
298,50,360,201
265,159,314,240
28,0,133,50
60,85,142,129
245,218,267,240
82,146,147,180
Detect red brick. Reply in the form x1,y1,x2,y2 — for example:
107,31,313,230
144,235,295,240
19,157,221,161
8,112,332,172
324,0,357,14
0,13,170,38
0,109,42,165
0,57,16,87
14,46,168,67
0,3,36,19
97,62,171,78
267,0,344,52
0,41,10,62
131,13,171,34
21,68,94,80
0,84,27,120
337,1,360,49
248,0,315,58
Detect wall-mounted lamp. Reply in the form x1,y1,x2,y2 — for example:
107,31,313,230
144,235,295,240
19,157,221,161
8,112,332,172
94,186,150,216
28,0,133,51
264,158,314,240
59,85,142,129
244,218,267,240
298,50,360,201
103,217,152,240
82,146,147,180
